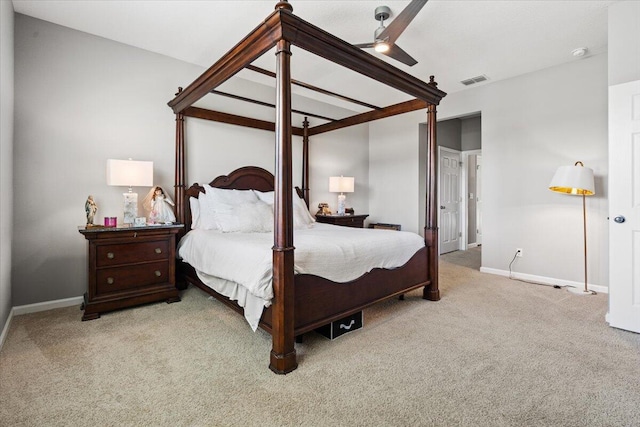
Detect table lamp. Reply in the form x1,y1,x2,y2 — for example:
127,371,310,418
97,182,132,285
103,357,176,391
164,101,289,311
107,159,153,224
329,176,355,216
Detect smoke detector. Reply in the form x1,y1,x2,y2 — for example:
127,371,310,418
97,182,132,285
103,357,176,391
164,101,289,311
572,47,588,58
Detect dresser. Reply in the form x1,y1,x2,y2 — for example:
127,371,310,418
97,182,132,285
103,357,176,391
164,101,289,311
78,224,183,320
315,214,369,228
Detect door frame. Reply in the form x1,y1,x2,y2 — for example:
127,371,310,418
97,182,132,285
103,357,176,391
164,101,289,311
462,149,482,249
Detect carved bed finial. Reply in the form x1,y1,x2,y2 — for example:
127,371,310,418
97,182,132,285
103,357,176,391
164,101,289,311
428,76,438,87
275,1,293,12
175,87,183,96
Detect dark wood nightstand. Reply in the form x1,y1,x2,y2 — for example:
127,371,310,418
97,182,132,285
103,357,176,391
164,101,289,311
315,214,369,228
78,224,183,320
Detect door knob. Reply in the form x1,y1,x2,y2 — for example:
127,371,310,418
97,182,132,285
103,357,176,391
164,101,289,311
614,216,626,223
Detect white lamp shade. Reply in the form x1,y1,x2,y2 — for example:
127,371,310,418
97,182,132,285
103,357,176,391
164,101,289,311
329,176,355,193
106,159,154,187
549,163,595,196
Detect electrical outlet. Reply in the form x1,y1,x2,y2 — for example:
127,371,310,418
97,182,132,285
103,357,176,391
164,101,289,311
516,248,523,258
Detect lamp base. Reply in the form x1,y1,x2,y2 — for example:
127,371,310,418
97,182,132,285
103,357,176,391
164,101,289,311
567,286,595,296
123,192,138,224
337,194,346,216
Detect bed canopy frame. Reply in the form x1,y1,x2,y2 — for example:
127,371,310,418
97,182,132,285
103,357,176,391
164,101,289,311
167,1,446,374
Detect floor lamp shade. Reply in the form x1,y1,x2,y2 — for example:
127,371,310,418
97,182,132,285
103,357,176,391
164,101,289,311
549,163,595,195
549,161,595,295
329,176,354,216
107,159,154,224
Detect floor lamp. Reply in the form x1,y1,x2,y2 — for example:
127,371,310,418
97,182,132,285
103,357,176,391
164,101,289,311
549,161,595,295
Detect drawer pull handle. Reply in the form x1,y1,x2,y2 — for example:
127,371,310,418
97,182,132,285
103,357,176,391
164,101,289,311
155,270,162,277
107,252,114,259
339,320,356,330
107,277,114,285
155,248,162,254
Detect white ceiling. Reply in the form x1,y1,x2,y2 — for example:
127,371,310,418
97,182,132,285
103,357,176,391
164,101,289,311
12,0,616,110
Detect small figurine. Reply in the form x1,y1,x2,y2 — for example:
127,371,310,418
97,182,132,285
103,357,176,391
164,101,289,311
85,195,98,226
143,186,176,224
317,203,331,215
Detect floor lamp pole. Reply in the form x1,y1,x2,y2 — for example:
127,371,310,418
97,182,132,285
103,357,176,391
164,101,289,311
582,193,588,293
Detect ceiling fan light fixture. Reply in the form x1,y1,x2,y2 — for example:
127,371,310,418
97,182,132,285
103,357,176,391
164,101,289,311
375,41,390,53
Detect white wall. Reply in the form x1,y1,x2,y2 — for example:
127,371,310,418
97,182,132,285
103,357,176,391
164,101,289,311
0,0,14,332
608,0,640,86
370,53,609,289
12,15,369,306
308,124,369,216
369,110,426,233
185,113,369,216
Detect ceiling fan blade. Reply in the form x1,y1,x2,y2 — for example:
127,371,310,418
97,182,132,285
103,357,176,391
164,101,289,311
383,44,418,66
353,42,376,49
378,0,428,44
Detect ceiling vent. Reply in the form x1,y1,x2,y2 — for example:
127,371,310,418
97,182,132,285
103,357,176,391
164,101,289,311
461,75,489,86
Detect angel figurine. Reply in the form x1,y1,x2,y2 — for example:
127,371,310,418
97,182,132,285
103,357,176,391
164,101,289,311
143,186,176,224
85,195,97,226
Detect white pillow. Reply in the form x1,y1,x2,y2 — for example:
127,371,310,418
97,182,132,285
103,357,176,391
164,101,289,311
189,197,200,229
215,201,274,233
203,184,258,204
253,189,315,229
253,190,274,204
199,185,259,230
293,193,316,226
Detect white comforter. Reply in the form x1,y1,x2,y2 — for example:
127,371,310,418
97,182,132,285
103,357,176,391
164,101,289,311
177,222,425,330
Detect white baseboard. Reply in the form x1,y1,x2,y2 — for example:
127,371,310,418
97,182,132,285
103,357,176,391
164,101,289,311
0,308,15,352
480,267,608,294
12,296,84,316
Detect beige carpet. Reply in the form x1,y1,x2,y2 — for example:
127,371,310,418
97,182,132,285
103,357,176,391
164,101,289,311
1,252,639,427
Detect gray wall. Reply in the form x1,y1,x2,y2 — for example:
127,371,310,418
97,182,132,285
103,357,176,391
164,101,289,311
608,0,640,86
370,53,609,288
438,115,481,152
1,0,14,333
437,119,462,151
12,15,368,306
461,116,481,151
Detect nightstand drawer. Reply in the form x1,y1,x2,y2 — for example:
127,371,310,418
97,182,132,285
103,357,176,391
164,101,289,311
96,240,169,267
338,217,364,227
315,214,369,228
97,261,169,293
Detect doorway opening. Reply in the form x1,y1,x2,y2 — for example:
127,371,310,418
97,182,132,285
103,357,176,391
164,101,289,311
420,113,482,259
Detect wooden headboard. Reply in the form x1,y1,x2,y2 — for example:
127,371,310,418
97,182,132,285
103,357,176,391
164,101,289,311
183,166,275,232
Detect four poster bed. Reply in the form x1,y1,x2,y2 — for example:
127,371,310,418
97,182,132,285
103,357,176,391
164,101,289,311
167,1,446,374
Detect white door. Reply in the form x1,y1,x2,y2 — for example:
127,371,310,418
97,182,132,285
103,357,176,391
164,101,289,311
439,148,461,254
608,80,640,333
476,155,483,245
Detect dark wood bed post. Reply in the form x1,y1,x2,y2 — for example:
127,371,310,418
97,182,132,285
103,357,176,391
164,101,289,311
270,0,297,375
423,77,440,301
175,88,186,226
302,117,310,207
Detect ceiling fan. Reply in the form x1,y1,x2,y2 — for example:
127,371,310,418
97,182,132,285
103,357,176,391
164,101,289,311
353,0,428,67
